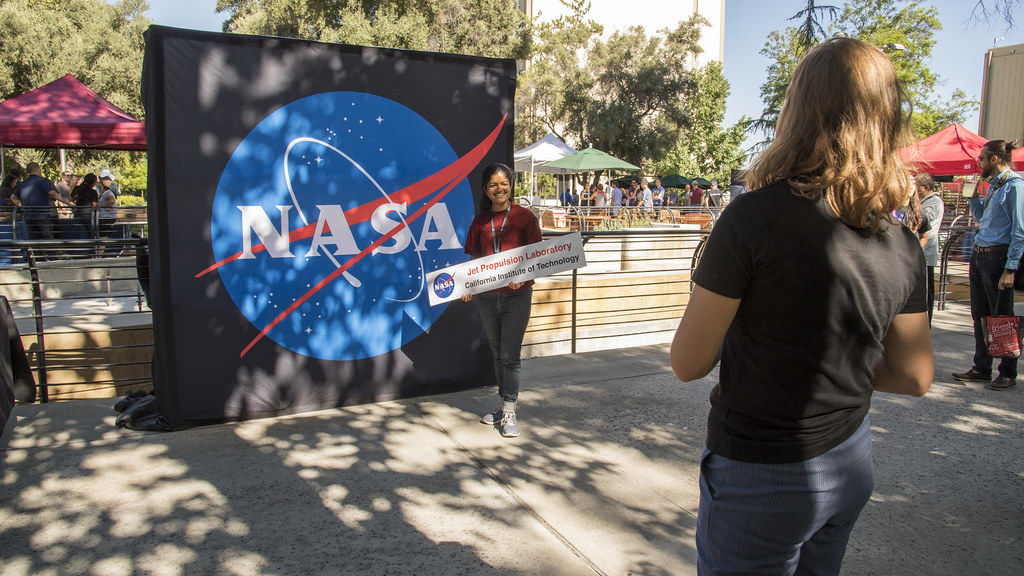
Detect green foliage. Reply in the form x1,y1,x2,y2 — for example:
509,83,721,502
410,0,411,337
514,0,602,147
752,0,981,147
0,0,149,118
582,19,705,168
0,0,150,187
650,62,748,183
517,3,745,179
114,152,148,196
117,192,146,206
217,0,531,59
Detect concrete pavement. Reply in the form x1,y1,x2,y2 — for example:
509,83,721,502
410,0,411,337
1,304,1021,575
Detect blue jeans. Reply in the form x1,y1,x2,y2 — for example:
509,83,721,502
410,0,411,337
969,247,1017,378
475,287,532,403
697,417,874,576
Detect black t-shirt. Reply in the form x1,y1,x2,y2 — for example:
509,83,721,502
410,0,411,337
692,182,927,463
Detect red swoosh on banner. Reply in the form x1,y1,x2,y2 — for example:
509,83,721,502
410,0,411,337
235,115,507,357
196,115,506,279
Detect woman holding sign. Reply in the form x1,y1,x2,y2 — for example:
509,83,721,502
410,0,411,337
670,38,933,574
462,163,542,438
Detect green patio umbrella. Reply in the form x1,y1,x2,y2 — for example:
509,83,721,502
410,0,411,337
659,174,688,188
686,177,714,188
542,147,640,172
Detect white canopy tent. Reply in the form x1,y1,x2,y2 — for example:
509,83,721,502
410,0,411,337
513,133,577,199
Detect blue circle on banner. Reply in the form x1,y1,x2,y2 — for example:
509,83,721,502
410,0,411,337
210,92,474,361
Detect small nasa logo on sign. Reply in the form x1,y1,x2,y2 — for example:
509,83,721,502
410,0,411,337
432,272,456,299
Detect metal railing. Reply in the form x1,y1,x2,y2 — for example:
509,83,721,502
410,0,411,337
0,238,152,402
523,228,707,356
0,205,149,240
938,226,975,310
1,228,710,403
528,204,721,232
2,211,984,404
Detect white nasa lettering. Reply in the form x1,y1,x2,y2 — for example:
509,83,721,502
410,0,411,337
415,203,462,252
371,202,411,255
305,204,361,257
238,205,294,259
238,202,464,259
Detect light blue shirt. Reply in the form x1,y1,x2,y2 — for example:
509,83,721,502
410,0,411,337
969,167,1024,270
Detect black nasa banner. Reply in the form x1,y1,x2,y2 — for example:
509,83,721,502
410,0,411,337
142,26,513,425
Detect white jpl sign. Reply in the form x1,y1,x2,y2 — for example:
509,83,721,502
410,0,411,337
426,232,586,305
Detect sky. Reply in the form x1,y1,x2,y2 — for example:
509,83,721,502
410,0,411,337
147,0,1023,151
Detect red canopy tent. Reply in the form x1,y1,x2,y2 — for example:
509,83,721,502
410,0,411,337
0,74,146,151
900,123,1024,176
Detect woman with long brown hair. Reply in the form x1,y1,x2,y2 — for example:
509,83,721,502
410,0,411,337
670,38,933,575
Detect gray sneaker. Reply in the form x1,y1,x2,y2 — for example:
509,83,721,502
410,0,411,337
480,407,502,425
500,411,520,437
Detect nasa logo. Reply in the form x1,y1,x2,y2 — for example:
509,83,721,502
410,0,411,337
203,92,482,361
432,272,455,299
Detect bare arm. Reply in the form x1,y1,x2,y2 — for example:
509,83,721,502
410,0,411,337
871,312,933,396
670,284,741,382
48,189,72,206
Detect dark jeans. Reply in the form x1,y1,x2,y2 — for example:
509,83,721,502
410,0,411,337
969,247,1017,378
25,218,55,240
926,266,935,324
476,287,532,404
697,417,874,576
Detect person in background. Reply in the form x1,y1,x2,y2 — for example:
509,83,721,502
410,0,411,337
915,173,944,324
462,163,543,438
689,181,703,206
55,170,74,204
652,178,665,207
1,169,21,206
952,140,1024,391
98,173,119,238
99,169,120,196
706,181,723,207
581,183,596,215
610,181,623,217
626,179,639,207
559,186,572,207
640,179,653,214
670,37,932,575
666,187,679,207
71,173,99,236
1,170,21,222
594,178,608,212
11,162,71,240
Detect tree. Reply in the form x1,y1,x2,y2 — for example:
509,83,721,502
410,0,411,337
517,1,747,179
833,0,980,137
651,62,748,183
216,0,530,59
0,0,151,179
513,0,601,148
752,0,980,147
791,0,839,49
968,0,1023,29
749,1,837,150
581,19,708,170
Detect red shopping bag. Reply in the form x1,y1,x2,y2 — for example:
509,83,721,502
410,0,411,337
983,315,1023,358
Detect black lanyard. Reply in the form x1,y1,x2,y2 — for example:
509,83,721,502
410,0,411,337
490,208,510,254
983,171,1022,213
